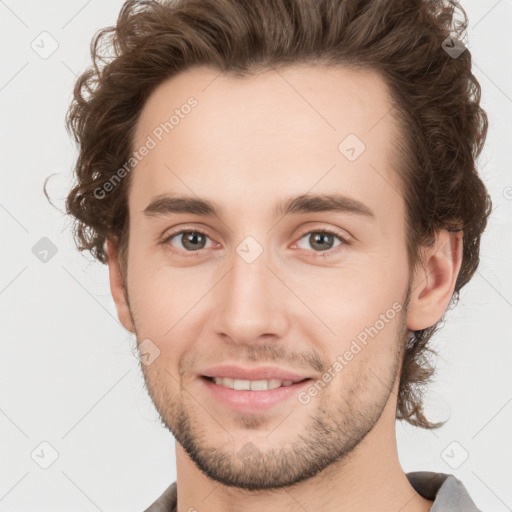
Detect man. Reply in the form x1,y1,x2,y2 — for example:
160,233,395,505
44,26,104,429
63,0,491,510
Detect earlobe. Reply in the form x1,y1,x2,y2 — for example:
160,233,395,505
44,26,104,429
406,229,463,331
106,236,136,333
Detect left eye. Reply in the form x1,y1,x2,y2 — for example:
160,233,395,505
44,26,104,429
295,230,346,254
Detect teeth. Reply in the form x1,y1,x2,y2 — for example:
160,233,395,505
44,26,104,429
234,379,251,390
211,377,297,390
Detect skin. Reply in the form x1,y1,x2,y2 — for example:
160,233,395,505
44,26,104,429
106,64,462,512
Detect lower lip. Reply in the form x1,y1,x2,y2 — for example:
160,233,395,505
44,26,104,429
200,377,312,413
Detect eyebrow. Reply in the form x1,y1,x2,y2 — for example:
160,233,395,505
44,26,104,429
143,193,375,220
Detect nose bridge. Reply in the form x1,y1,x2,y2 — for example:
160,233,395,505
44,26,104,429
213,238,288,343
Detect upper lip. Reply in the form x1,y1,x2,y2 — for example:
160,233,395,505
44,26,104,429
201,365,312,382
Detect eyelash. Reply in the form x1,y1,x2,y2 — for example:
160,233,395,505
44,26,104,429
160,226,350,259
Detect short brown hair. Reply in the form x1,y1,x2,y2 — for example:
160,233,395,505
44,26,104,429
57,0,492,429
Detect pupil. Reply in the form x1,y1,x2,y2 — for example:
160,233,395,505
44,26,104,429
184,232,204,250
312,233,332,251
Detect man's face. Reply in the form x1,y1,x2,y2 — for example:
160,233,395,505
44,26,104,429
121,64,413,489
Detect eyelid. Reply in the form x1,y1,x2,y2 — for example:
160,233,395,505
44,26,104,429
294,224,352,244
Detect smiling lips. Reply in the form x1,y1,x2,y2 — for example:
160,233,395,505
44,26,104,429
199,364,314,412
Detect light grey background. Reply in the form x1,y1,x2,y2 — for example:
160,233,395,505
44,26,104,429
1,1,511,510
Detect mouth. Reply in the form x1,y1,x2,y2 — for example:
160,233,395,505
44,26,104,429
197,364,316,413
199,374,314,413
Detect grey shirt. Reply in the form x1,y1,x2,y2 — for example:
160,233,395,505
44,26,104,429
143,471,483,511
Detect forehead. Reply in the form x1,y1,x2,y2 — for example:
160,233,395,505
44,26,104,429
129,64,403,223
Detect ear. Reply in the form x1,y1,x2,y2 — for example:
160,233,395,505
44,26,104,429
106,236,136,333
406,229,463,331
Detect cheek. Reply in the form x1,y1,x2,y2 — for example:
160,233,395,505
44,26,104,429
126,256,214,346
296,262,403,332
297,264,407,375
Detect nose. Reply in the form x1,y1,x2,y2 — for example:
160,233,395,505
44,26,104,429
211,245,290,346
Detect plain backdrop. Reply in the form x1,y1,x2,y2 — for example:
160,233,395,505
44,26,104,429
1,0,511,510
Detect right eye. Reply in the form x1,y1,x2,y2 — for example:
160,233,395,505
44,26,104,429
162,229,217,257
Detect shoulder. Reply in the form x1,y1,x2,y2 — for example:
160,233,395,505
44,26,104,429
142,481,177,512
406,471,483,511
